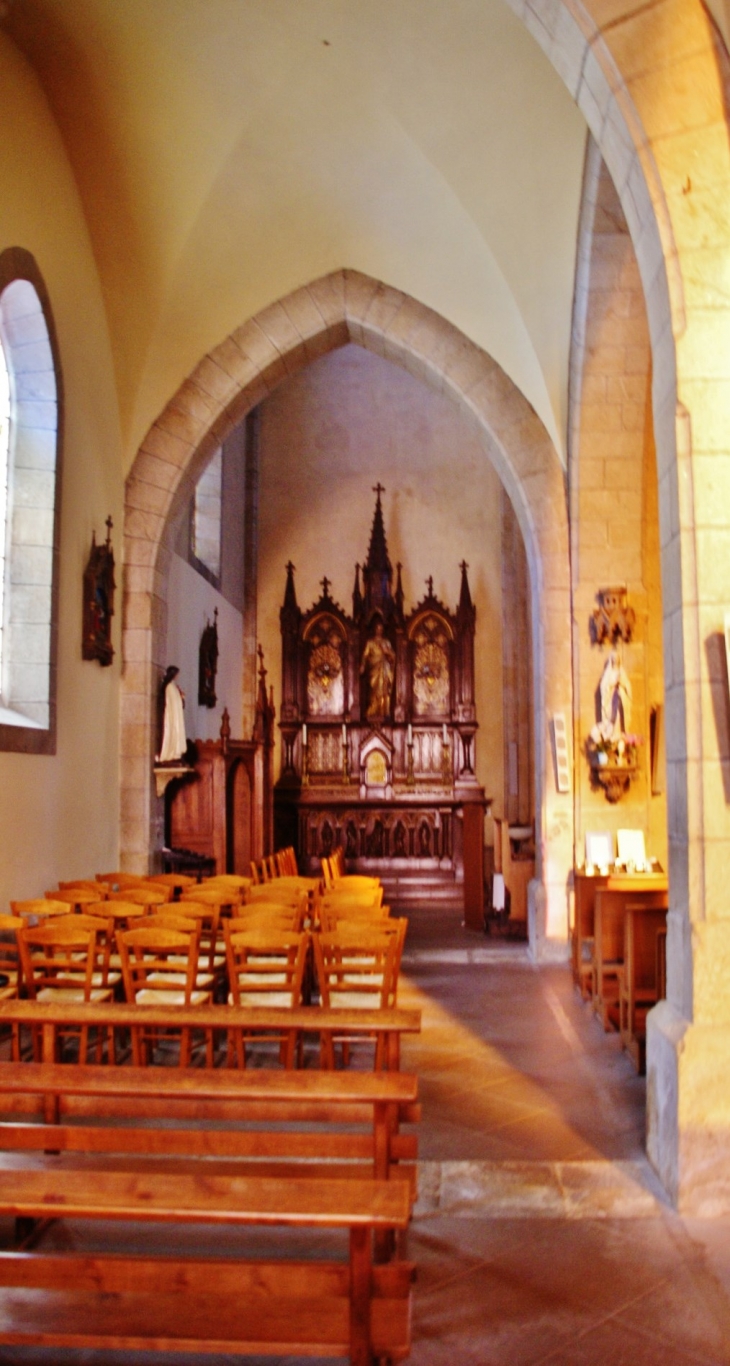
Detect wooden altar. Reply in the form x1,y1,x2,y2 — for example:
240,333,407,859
274,486,488,918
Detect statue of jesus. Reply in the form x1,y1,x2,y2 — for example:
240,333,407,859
360,621,395,721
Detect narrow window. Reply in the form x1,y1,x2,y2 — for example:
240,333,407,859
0,334,10,684
0,251,61,753
192,446,222,582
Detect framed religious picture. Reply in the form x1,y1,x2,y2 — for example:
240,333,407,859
82,516,115,666
198,608,219,707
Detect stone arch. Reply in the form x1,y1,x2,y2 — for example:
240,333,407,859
123,0,730,1207
123,270,573,952
500,0,730,1208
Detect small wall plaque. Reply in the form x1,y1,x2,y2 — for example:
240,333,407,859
82,516,115,666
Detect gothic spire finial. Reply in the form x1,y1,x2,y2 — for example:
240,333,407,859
353,561,363,617
457,559,475,622
363,483,393,618
281,560,299,624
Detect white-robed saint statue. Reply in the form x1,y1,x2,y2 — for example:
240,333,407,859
157,665,188,763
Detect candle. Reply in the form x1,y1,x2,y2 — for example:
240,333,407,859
342,723,346,743
407,723,413,745
442,723,448,745
302,724,307,745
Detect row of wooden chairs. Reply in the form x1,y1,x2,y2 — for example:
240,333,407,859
2,872,404,1067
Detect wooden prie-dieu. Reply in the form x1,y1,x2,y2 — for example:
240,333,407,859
275,486,488,922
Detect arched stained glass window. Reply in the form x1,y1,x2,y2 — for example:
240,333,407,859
0,333,10,682
0,250,61,753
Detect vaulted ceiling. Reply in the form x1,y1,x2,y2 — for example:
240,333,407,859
6,0,590,466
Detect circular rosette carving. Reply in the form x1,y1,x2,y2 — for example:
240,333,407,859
307,641,343,715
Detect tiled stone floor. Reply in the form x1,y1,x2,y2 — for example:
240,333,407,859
2,904,730,1364
399,906,730,1365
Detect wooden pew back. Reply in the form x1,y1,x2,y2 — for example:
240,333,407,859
593,886,668,1028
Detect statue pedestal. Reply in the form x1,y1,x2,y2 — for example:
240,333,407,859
153,763,193,800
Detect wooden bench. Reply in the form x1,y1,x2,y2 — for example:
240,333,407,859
0,1060,419,1184
0,998,421,1072
618,903,668,1071
593,886,668,1030
0,1061,418,1363
0,1173,412,1363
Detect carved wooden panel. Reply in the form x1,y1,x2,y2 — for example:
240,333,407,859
309,729,341,773
227,759,252,874
170,762,214,847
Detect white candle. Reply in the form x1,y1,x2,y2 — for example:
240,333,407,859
407,723,413,745
342,723,346,743
302,724,307,745
443,723,448,744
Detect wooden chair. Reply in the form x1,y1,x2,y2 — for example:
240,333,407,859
276,847,298,877
145,872,198,894
224,928,309,1068
229,905,305,934
17,919,114,1061
133,912,216,994
11,899,82,921
45,887,106,911
201,874,253,894
117,925,211,1065
0,916,22,997
318,903,391,932
108,886,170,908
156,900,225,986
245,884,307,910
313,925,404,1068
260,873,320,893
322,890,385,912
180,886,239,914
59,910,121,993
0,916,23,1058
59,879,111,895
95,874,147,896
332,876,381,894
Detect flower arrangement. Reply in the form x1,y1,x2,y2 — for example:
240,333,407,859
586,726,643,768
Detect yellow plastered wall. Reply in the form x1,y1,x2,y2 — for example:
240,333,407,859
0,34,123,904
